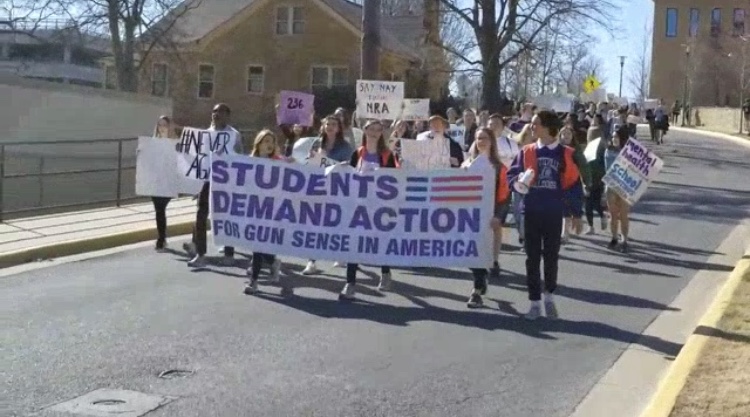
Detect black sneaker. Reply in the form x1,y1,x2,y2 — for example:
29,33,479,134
479,276,488,295
608,239,618,250
620,241,629,253
489,263,500,280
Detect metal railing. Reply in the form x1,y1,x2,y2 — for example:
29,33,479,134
0,138,145,222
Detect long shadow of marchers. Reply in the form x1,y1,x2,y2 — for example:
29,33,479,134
499,272,679,311
559,254,681,278
627,238,724,257
625,246,735,273
694,325,750,344
255,294,682,355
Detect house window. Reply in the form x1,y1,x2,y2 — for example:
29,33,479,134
104,65,116,89
198,64,214,98
311,66,349,88
276,6,304,35
689,8,699,37
247,65,264,93
151,63,168,96
666,8,678,37
734,9,745,36
711,8,722,37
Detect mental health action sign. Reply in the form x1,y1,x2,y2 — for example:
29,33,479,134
209,153,495,267
602,138,663,205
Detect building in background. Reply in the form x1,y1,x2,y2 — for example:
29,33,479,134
135,0,450,130
0,19,110,88
651,0,749,108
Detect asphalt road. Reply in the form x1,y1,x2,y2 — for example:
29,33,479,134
2,129,750,417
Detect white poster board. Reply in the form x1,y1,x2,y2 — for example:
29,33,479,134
400,99,430,121
135,137,180,198
400,137,452,170
356,80,405,120
447,124,466,149
602,138,664,205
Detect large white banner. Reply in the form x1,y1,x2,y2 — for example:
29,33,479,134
602,138,663,205
356,80,405,120
210,153,494,267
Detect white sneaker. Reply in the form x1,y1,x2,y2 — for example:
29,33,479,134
269,258,281,283
378,272,392,291
187,255,207,268
339,283,356,300
544,299,559,319
333,261,346,268
524,302,542,320
182,242,196,257
585,225,595,235
301,260,320,275
243,279,258,295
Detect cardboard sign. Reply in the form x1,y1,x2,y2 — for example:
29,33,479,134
356,80,405,120
277,90,315,126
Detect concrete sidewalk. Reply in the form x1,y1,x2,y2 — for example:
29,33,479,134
0,198,196,268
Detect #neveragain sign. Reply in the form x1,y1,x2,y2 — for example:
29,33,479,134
602,138,663,205
209,153,494,267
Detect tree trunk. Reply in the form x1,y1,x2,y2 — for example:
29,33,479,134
482,58,501,112
361,0,381,79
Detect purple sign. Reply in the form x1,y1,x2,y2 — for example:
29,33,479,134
277,90,315,127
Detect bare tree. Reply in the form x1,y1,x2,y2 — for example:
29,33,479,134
0,0,67,37
628,22,651,105
436,0,617,111
43,0,202,92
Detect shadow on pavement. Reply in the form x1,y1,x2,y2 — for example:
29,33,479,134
693,325,750,344
254,293,683,356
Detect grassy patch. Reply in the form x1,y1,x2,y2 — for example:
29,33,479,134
670,264,750,417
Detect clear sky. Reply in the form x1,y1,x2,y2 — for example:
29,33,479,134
592,0,655,99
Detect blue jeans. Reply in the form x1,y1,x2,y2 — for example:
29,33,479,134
512,191,525,241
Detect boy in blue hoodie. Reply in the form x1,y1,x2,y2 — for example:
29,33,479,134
507,110,580,320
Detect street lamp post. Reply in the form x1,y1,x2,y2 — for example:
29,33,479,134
618,56,626,97
681,45,690,126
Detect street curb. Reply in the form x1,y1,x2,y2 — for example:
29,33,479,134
668,126,750,149
639,254,750,417
0,220,196,269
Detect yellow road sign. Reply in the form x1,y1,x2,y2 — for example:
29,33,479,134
583,75,601,94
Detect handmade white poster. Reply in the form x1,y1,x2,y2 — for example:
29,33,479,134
602,138,664,205
356,80,405,120
135,137,180,198
400,137,452,170
399,99,430,121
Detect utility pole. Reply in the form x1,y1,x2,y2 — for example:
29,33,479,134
618,56,626,97
681,45,690,126
361,0,381,80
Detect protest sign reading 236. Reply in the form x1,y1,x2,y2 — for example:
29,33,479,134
286,97,304,110
209,153,495,268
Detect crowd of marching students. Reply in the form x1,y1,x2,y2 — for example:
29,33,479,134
148,99,640,320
